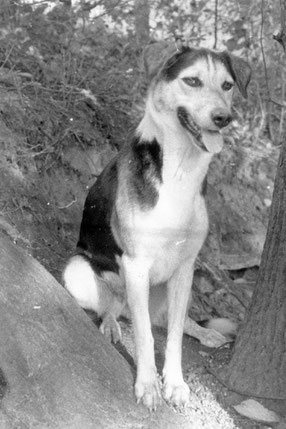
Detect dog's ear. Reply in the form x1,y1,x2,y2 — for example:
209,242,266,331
222,52,252,98
143,42,177,82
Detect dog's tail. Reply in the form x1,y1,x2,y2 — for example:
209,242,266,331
198,318,237,341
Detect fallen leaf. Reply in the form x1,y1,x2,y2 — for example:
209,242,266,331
233,399,280,423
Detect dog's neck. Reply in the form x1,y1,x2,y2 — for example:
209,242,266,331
137,91,213,176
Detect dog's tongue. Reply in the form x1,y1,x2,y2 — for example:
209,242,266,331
201,131,224,153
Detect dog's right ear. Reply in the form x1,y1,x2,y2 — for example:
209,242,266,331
221,52,252,99
143,42,177,82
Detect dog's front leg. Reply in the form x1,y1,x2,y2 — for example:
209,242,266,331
163,258,194,407
122,254,161,410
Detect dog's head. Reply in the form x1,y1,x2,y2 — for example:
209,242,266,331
148,46,251,153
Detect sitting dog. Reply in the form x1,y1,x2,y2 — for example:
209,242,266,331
63,46,251,410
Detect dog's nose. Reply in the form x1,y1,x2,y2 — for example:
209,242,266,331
211,109,233,129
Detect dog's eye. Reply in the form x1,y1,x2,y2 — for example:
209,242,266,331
222,81,234,91
182,77,202,88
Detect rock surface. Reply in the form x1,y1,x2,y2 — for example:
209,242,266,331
0,231,197,429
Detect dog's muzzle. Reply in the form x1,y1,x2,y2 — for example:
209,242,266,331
177,107,207,151
177,106,225,154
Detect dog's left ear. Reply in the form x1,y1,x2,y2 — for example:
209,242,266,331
222,52,252,99
143,42,177,81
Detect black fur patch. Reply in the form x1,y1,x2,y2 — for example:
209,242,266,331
161,46,197,81
218,52,251,98
201,176,208,196
160,46,251,98
161,47,229,82
77,156,122,273
130,136,163,209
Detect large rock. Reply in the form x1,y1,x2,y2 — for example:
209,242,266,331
0,232,195,429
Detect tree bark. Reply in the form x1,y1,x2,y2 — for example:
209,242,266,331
223,141,286,398
134,0,150,46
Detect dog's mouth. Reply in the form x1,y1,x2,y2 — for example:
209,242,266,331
177,107,223,154
177,107,205,150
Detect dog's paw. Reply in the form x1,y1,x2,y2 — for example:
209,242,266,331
135,375,162,411
99,315,122,343
162,378,190,408
199,328,227,348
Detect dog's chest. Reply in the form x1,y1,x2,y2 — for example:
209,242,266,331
150,172,198,228
148,157,209,228
122,167,209,283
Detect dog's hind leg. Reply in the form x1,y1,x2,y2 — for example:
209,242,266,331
149,285,230,347
183,317,228,348
63,255,126,343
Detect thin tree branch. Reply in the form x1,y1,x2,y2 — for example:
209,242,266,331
260,0,271,102
265,98,286,108
213,0,218,49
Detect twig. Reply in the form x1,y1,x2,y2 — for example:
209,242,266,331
213,0,219,49
265,98,286,108
58,199,77,209
253,80,266,146
0,42,16,71
260,0,275,141
279,69,285,141
23,0,53,5
81,0,131,21
260,0,271,102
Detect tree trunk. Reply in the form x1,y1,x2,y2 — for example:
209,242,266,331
134,0,150,46
223,141,286,398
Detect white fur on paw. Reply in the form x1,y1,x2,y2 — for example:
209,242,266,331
163,379,190,408
99,316,122,343
135,375,162,411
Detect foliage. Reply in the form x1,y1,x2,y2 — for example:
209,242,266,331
0,0,144,167
0,0,284,161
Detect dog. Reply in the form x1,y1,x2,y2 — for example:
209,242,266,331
63,46,251,410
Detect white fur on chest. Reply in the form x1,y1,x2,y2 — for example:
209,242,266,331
121,152,211,284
